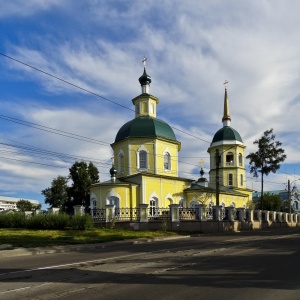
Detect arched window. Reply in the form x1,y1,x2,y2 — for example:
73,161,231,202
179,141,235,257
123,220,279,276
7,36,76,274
149,198,158,217
240,174,243,186
139,150,147,169
228,173,233,186
118,152,124,173
239,153,243,166
189,200,200,210
226,152,234,166
164,152,171,170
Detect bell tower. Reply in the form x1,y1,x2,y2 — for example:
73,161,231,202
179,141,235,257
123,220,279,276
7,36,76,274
207,82,246,189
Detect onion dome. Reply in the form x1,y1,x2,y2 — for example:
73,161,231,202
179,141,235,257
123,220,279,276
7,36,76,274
109,165,117,177
139,67,151,86
212,126,243,143
114,116,177,143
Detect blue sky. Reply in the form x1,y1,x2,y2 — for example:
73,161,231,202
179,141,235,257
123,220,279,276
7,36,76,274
1,0,300,208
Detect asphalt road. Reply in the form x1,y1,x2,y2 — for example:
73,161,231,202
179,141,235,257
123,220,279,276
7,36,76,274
1,229,300,300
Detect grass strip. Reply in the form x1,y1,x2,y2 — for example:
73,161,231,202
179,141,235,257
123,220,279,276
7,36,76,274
0,228,185,248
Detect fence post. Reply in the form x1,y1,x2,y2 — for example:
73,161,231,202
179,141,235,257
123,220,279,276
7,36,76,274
269,211,276,222
170,204,180,222
139,204,149,222
262,210,269,222
236,208,246,221
195,204,206,221
245,209,253,222
282,212,288,222
105,204,115,222
225,207,235,221
212,205,223,221
254,210,261,221
49,207,60,214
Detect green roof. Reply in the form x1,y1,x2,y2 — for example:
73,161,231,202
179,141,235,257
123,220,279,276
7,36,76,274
115,116,177,143
212,126,243,143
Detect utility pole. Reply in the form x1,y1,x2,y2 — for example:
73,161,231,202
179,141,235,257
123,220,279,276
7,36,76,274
215,149,221,206
288,179,291,214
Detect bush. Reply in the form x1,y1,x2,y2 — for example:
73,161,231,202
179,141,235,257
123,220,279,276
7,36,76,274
26,214,70,230
0,212,94,230
0,212,26,228
68,214,94,230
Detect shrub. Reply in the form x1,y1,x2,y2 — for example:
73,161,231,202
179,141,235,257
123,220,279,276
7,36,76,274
26,214,70,230
0,212,26,228
68,214,94,230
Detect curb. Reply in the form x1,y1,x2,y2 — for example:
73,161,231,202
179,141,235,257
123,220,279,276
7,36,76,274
0,235,191,259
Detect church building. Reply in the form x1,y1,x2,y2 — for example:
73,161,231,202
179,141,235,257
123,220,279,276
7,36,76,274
90,63,253,213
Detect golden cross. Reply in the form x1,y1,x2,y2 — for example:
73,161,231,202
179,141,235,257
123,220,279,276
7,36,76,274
142,57,147,67
224,80,228,90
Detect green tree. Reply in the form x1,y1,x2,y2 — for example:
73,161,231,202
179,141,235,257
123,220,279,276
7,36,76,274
17,199,35,211
66,161,99,212
246,129,286,210
255,192,282,211
42,176,69,209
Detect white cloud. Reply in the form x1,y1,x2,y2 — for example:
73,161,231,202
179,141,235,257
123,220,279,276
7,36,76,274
2,0,300,199
0,0,61,18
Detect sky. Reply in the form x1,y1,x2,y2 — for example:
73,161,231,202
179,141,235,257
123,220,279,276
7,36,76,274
1,0,300,208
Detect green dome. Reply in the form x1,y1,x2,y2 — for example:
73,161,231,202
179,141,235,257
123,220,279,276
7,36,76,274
212,126,243,143
139,67,151,86
115,116,177,143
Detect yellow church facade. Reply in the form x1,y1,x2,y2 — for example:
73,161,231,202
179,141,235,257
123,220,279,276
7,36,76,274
90,65,253,214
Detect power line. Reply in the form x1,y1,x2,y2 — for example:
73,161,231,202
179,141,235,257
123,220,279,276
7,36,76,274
0,52,210,144
0,52,296,187
0,115,110,146
0,52,133,112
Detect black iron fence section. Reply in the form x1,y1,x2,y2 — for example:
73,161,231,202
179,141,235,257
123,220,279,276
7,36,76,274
148,208,170,220
90,208,106,222
115,208,140,221
179,208,199,220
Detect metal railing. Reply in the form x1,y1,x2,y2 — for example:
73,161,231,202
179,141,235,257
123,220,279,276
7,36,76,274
90,208,106,222
179,208,199,220
148,208,170,220
115,208,140,221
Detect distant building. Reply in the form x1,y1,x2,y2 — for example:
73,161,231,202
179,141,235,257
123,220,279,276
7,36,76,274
0,196,40,211
252,186,300,212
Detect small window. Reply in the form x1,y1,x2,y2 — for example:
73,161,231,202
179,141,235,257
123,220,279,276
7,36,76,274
228,173,233,186
164,152,171,170
150,104,154,114
239,153,243,166
142,102,147,114
240,174,243,186
226,152,234,166
139,150,147,169
118,153,124,173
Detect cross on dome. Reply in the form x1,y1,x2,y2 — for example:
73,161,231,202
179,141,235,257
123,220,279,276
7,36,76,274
142,57,147,68
224,80,228,90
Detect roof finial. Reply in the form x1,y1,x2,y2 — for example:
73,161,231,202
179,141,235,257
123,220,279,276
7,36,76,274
139,57,151,93
222,80,231,127
224,80,228,90
142,57,147,68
